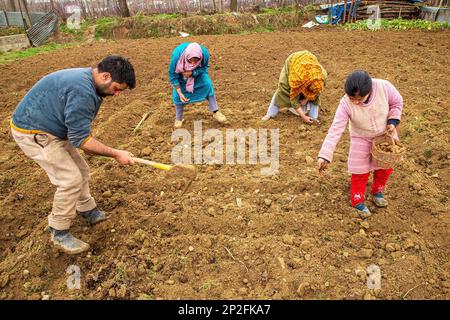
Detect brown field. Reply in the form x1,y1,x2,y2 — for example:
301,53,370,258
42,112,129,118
0,29,449,300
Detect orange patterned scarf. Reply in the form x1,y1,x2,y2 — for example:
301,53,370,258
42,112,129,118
288,51,325,101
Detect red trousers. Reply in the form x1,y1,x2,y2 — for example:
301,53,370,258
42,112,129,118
350,169,393,207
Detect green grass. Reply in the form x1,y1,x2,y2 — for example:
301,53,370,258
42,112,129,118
94,16,121,38
423,149,433,159
244,26,275,34
0,42,75,64
138,293,154,300
200,282,212,290
260,6,294,14
91,254,103,263
303,3,317,13
0,26,25,37
15,178,27,187
343,18,449,31
59,20,93,41
147,270,157,279
152,13,181,20
408,115,426,133
115,266,128,282
199,280,217,291
23,281,42,293
59,22,85,35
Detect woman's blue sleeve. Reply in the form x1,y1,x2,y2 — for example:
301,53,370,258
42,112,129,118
168,48,181,88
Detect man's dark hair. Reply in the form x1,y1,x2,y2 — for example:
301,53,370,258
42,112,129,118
98,55,136,89
345,70,372,97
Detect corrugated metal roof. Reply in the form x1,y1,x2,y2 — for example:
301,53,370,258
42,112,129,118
26,11,58,46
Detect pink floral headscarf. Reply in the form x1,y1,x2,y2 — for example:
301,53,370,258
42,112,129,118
175,43,203,93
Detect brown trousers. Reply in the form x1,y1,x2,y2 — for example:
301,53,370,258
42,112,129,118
11,128,96,230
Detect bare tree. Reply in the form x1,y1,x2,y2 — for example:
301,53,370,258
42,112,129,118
16,0,31,28
4,0,306,19
230,0,238,12
7,0,17,11
117,0,130,17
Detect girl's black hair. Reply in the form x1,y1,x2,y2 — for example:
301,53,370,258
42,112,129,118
345,70,372,97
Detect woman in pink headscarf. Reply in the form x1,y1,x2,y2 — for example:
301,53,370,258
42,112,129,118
168,42,227,128
169,42,227,128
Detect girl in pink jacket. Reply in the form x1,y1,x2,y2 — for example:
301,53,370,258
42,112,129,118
316,70,403,217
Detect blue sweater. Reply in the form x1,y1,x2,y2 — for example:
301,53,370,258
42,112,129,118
168,42,215,105
12,68,102,147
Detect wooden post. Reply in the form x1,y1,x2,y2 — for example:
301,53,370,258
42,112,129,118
17,0,28,29
117,0,131,17
2,10,10,27
343,0,347,24
20,0,32,28
435,0,444,21
7,0,17,11
230,0,238,12
328,0,333,26
348,0,354,23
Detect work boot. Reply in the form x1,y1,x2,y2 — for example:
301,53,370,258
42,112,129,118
49,227,90,255
213,111,227,123
369,192,388,207
261,114,272,121
174,119,184,128
80,207,109,226
354,202,372,218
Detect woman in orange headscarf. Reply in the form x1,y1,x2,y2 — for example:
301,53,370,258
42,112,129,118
262,50,327,124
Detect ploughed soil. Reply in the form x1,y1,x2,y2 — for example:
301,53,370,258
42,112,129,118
0,30,449,300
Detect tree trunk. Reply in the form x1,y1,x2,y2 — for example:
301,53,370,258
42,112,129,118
78,0,88,19
17,0,32,28
48,0,60,35
212,0,216,12
7,0,17,11
343,0,347,24
230,0,238,12
117,0,130,17
2,9,10,26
